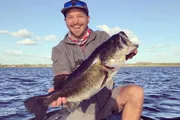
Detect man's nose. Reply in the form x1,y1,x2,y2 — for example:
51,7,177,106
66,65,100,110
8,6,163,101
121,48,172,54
72,17,79,24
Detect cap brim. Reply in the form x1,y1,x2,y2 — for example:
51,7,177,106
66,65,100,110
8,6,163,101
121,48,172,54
61,6,87,14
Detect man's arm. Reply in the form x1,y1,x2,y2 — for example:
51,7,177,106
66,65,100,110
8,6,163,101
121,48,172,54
48,74,69,107
49,44,71,107
51,43,71,75
53,74,68,90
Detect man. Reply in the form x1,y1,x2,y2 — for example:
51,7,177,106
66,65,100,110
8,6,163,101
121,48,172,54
48,0,144,120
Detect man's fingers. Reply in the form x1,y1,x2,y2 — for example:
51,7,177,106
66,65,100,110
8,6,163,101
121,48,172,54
61,97,67,104
48,88,67,107
48,87,54,93
50,101,58,107
57,98,63,106
56,97,67,106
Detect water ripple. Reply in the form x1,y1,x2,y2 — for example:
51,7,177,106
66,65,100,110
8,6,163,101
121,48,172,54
0,67,179,119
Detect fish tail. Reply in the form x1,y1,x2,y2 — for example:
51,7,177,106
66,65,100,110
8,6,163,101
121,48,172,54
24,96,48,120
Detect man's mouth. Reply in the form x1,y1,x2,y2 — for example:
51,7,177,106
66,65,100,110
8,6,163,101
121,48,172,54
73,27,81,29
71,24,81,29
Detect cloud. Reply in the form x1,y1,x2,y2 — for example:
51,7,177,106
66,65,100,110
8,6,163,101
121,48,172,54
0,29,57,42
44,35,56,41
16,35,57,46
159,53,167,57
152,44,167,49
97,25,121,36
35,35,57,41
169,46,180,51
11,29,33,38
158,44,166,48
16,39,37,45
4,50,51,59
174,53,180,56
39,55,51,59
146,49,156,52
96,25,140,44
0,29,33,38
0,30,9,34
4,50,33,58
5,50,22,56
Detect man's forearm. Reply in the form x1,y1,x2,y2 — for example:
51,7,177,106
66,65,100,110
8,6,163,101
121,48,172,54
53,74,68,90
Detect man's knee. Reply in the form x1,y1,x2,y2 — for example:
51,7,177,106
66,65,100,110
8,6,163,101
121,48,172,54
130,85,144,99
115,85,144,110
118,84,144,102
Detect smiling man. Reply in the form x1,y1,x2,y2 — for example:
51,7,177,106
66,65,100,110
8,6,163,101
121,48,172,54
49,0,144,120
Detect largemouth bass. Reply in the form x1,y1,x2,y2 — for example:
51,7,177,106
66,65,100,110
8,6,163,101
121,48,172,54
24,31,138,120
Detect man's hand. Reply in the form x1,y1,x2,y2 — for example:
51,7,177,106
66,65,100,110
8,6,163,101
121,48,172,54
126,49,138,60
48,87,67,107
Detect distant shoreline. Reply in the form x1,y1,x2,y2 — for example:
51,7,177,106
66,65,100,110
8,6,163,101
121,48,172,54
125,62,180,67
0,62,180,68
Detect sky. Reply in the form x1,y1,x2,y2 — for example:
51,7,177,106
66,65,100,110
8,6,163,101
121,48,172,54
0,0,180,65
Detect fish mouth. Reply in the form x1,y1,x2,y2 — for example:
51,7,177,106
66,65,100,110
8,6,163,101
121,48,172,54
125,47,138,60
102,65,116,72
104,65,115,69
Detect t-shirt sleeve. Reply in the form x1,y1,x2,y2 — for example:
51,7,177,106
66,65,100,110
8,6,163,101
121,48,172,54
51,46,71,75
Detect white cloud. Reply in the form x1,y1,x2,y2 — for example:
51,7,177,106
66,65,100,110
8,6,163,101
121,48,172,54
158,44,166,48
0,30,9,34
35,36,41,41
169,46,180,51
44,35,56,41
159,53,167,57
96,25,140,44
174,53,180,56
39,55,51,59
122,29,140,45
11,29,33,38
16,39,37,45
4,50,33,57
35,35,57,41
146,49,156,52
5,50,22,56
152,44,167,49
8,52,50,59
0,29,33,38
97,25,121,36
1,29,57,44
45,55,51,59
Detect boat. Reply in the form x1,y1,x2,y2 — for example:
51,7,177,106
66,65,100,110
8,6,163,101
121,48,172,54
29,108,155,120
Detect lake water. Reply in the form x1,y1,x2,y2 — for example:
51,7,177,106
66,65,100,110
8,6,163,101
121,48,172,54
0,66,179,120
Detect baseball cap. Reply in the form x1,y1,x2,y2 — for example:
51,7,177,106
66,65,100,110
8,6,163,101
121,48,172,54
61,0,89,16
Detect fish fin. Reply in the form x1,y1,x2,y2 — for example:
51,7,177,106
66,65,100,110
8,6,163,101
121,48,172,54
100,71,109,87
65,102,80,112
24,96,48,120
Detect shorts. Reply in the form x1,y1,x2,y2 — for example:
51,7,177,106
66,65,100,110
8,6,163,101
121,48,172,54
66,86,122,120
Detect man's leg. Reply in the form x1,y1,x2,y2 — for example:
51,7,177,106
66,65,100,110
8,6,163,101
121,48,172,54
115,84,144,120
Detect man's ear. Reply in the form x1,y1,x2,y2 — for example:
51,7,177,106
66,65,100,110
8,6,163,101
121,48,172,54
88,16,90,23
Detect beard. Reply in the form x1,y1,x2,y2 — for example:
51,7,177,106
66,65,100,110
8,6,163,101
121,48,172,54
69,25,88,39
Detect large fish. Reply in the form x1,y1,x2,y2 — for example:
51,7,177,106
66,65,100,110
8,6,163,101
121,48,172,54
24,31,138,120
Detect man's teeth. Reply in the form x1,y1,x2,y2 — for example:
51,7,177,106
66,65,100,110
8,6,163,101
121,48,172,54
73,26,81,29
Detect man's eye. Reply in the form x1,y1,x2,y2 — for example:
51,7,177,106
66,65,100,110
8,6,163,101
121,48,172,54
78,15,84,18
67,16,72,19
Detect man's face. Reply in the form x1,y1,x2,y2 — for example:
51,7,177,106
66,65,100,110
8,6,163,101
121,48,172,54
64,8,90,39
